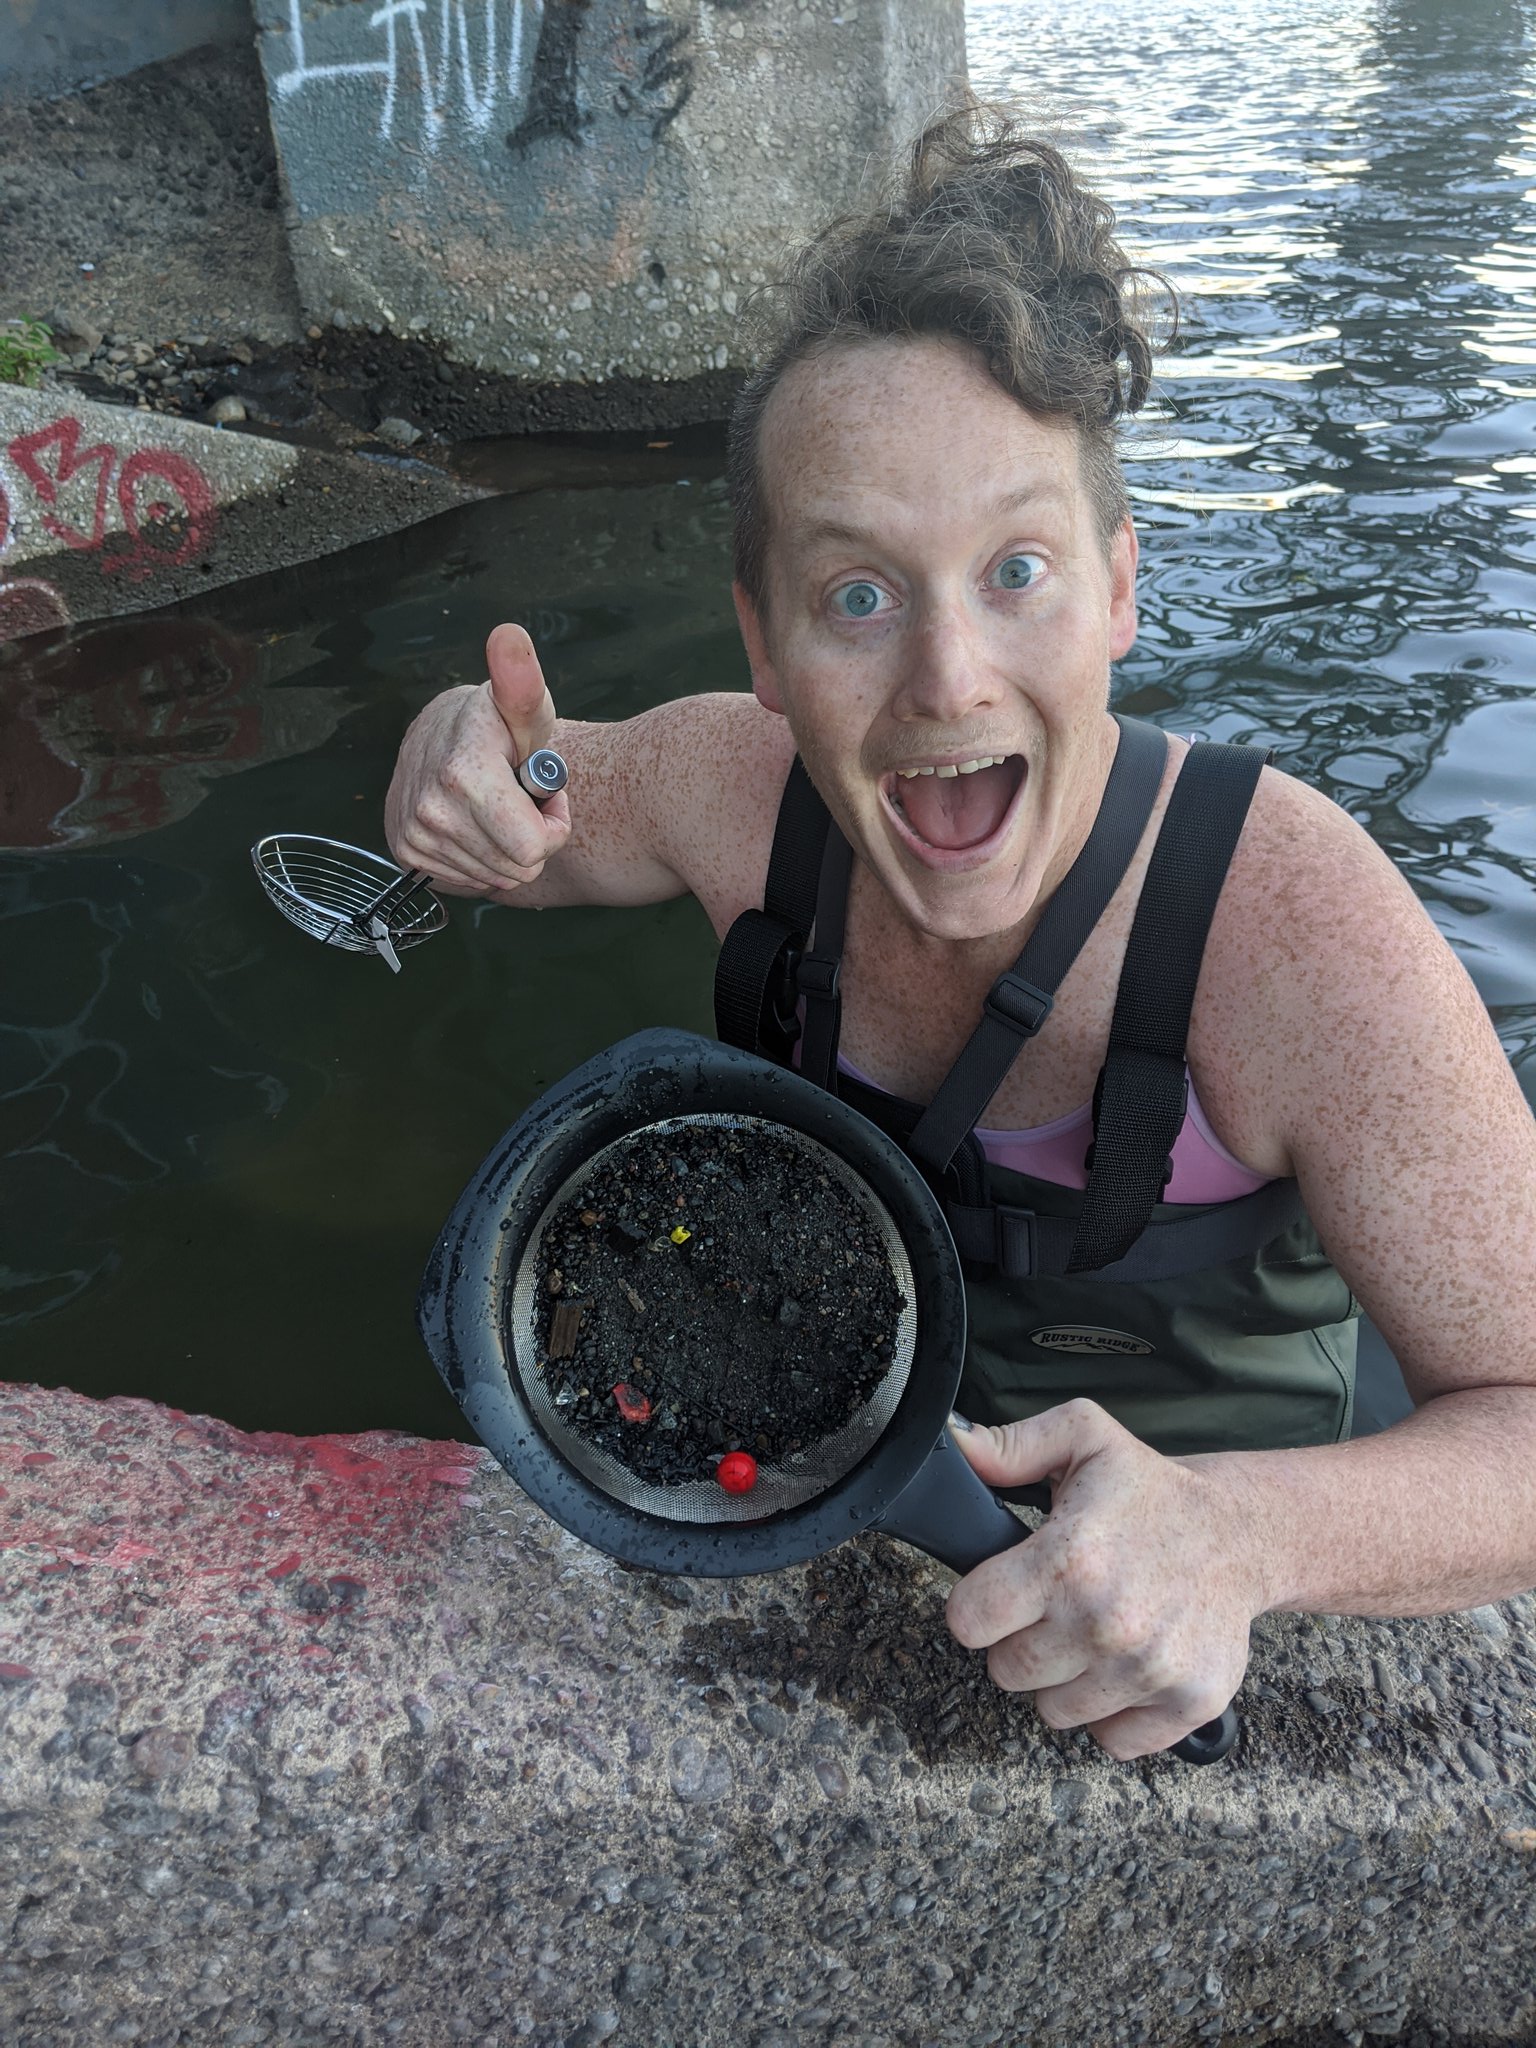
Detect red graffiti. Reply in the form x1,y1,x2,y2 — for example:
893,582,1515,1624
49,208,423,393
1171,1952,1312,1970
8,417,117,552
107,446,217,578
3,416,217,584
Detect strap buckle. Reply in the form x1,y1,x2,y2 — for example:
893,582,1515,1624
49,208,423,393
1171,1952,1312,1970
767,938,807,1048
797,951,842,1003
995,1205,1038,1278
943,1198,1038,1277
984,971,1054,1038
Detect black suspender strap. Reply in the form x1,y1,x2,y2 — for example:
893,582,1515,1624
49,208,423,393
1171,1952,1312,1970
905,714,1169,1178
713,758,829,1062
798,824,854,1091
1066,739,1269,1274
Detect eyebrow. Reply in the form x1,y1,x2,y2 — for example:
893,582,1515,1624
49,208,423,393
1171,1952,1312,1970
781,483,1069,557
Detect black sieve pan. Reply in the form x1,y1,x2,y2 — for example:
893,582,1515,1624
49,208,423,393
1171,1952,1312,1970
418,1027,1239,1766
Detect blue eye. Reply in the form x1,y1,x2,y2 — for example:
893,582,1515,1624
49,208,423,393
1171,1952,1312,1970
994,554,1045,590
832,581,886,619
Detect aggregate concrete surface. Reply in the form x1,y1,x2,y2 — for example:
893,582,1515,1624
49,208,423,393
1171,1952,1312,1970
252,0,968,386
0,41,303,352
0,380,483,630
2,1382,1533,2048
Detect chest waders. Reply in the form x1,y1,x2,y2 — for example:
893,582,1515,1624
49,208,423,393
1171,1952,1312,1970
714,715,1358,1498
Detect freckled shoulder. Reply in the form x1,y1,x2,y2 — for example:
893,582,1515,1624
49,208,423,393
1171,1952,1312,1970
1189,761,1467,1174
641,690,800,936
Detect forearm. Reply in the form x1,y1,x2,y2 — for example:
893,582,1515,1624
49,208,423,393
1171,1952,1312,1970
1189,1385,1536,1618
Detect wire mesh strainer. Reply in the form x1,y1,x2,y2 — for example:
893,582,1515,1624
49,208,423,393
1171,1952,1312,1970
251,835,445,971
252,748,567,970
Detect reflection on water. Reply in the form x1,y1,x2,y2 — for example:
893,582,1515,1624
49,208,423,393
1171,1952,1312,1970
1,0,1534,1431
0,476,739,1431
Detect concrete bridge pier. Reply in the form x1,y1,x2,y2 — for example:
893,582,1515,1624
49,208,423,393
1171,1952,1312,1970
252,0,970,390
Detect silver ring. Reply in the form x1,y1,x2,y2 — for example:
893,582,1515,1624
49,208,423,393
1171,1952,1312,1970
516,748,569,801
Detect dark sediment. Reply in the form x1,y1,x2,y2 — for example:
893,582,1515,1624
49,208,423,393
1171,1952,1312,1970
532,1119,906,1495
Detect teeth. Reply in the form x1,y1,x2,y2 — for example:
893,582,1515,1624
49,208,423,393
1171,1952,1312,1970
894,753,1005,781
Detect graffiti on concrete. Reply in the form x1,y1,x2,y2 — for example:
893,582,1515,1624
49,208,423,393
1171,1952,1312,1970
0,579,70,647
509,0,704,151
0,415,218,597
506,0,588,151
271,0,541,146
617,11,694,137
265,0,765,167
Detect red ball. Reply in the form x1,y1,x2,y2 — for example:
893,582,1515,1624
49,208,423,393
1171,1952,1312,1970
716,1451,758,1495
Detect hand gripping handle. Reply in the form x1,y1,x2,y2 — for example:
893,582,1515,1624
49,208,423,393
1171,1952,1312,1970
874,1430,1242,1767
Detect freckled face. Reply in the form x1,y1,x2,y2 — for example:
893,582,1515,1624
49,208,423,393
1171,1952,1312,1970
735,338,1138,944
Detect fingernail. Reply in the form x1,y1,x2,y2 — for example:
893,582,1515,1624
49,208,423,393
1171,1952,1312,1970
946,1410,973,1434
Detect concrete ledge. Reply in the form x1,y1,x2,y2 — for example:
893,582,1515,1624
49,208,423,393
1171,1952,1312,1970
0,384,479,641
2,1381,1534,2048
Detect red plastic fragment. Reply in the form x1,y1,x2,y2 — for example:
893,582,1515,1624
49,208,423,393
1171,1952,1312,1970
716,1452,758,1495
612,1383,652,1424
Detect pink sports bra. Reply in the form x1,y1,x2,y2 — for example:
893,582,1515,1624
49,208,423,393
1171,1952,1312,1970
833,1051,1272,1204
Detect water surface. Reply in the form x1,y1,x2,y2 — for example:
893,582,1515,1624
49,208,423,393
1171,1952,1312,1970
2,0,1533,1432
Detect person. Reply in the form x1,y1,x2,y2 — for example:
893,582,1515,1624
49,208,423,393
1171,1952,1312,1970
385,100,1536,1759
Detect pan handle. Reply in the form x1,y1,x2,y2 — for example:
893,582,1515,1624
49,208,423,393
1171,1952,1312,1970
873,1428,1240,1767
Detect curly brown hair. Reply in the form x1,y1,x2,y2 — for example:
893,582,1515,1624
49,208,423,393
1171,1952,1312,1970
727,98,1175,609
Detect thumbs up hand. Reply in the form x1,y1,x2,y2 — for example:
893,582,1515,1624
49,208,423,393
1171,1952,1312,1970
385,623,573,897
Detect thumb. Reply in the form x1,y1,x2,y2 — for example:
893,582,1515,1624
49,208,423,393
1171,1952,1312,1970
946,1404,1095,1491
485,622,556,765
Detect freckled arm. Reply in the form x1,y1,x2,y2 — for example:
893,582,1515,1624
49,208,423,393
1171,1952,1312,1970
1193,794,1536,1618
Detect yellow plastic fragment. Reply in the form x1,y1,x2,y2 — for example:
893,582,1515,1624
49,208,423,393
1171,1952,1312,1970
669,1225,692,1244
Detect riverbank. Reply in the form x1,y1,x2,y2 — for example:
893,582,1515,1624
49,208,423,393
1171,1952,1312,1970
0,33,755,641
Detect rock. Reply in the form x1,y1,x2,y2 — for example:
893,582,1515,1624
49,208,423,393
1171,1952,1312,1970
204,395,247,425
1458,1738,1497,1782
667,1734,732,1803
46,306,102,354
1051,1780,1089,1821
813,1757,848,1799
747,1701,786,1741
1469,1605,1510,1642
128,1730,193,1780
375,415,423,449
564,2013,619,2047
617,1962,662,2001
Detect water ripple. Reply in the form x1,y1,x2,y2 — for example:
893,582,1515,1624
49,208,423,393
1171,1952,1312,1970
971,0,1536,1076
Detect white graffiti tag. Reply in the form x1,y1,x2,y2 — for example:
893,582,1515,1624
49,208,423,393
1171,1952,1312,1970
272,0,542,145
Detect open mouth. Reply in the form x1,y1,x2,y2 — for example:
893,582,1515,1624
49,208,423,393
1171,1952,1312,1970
881,753,1028,862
